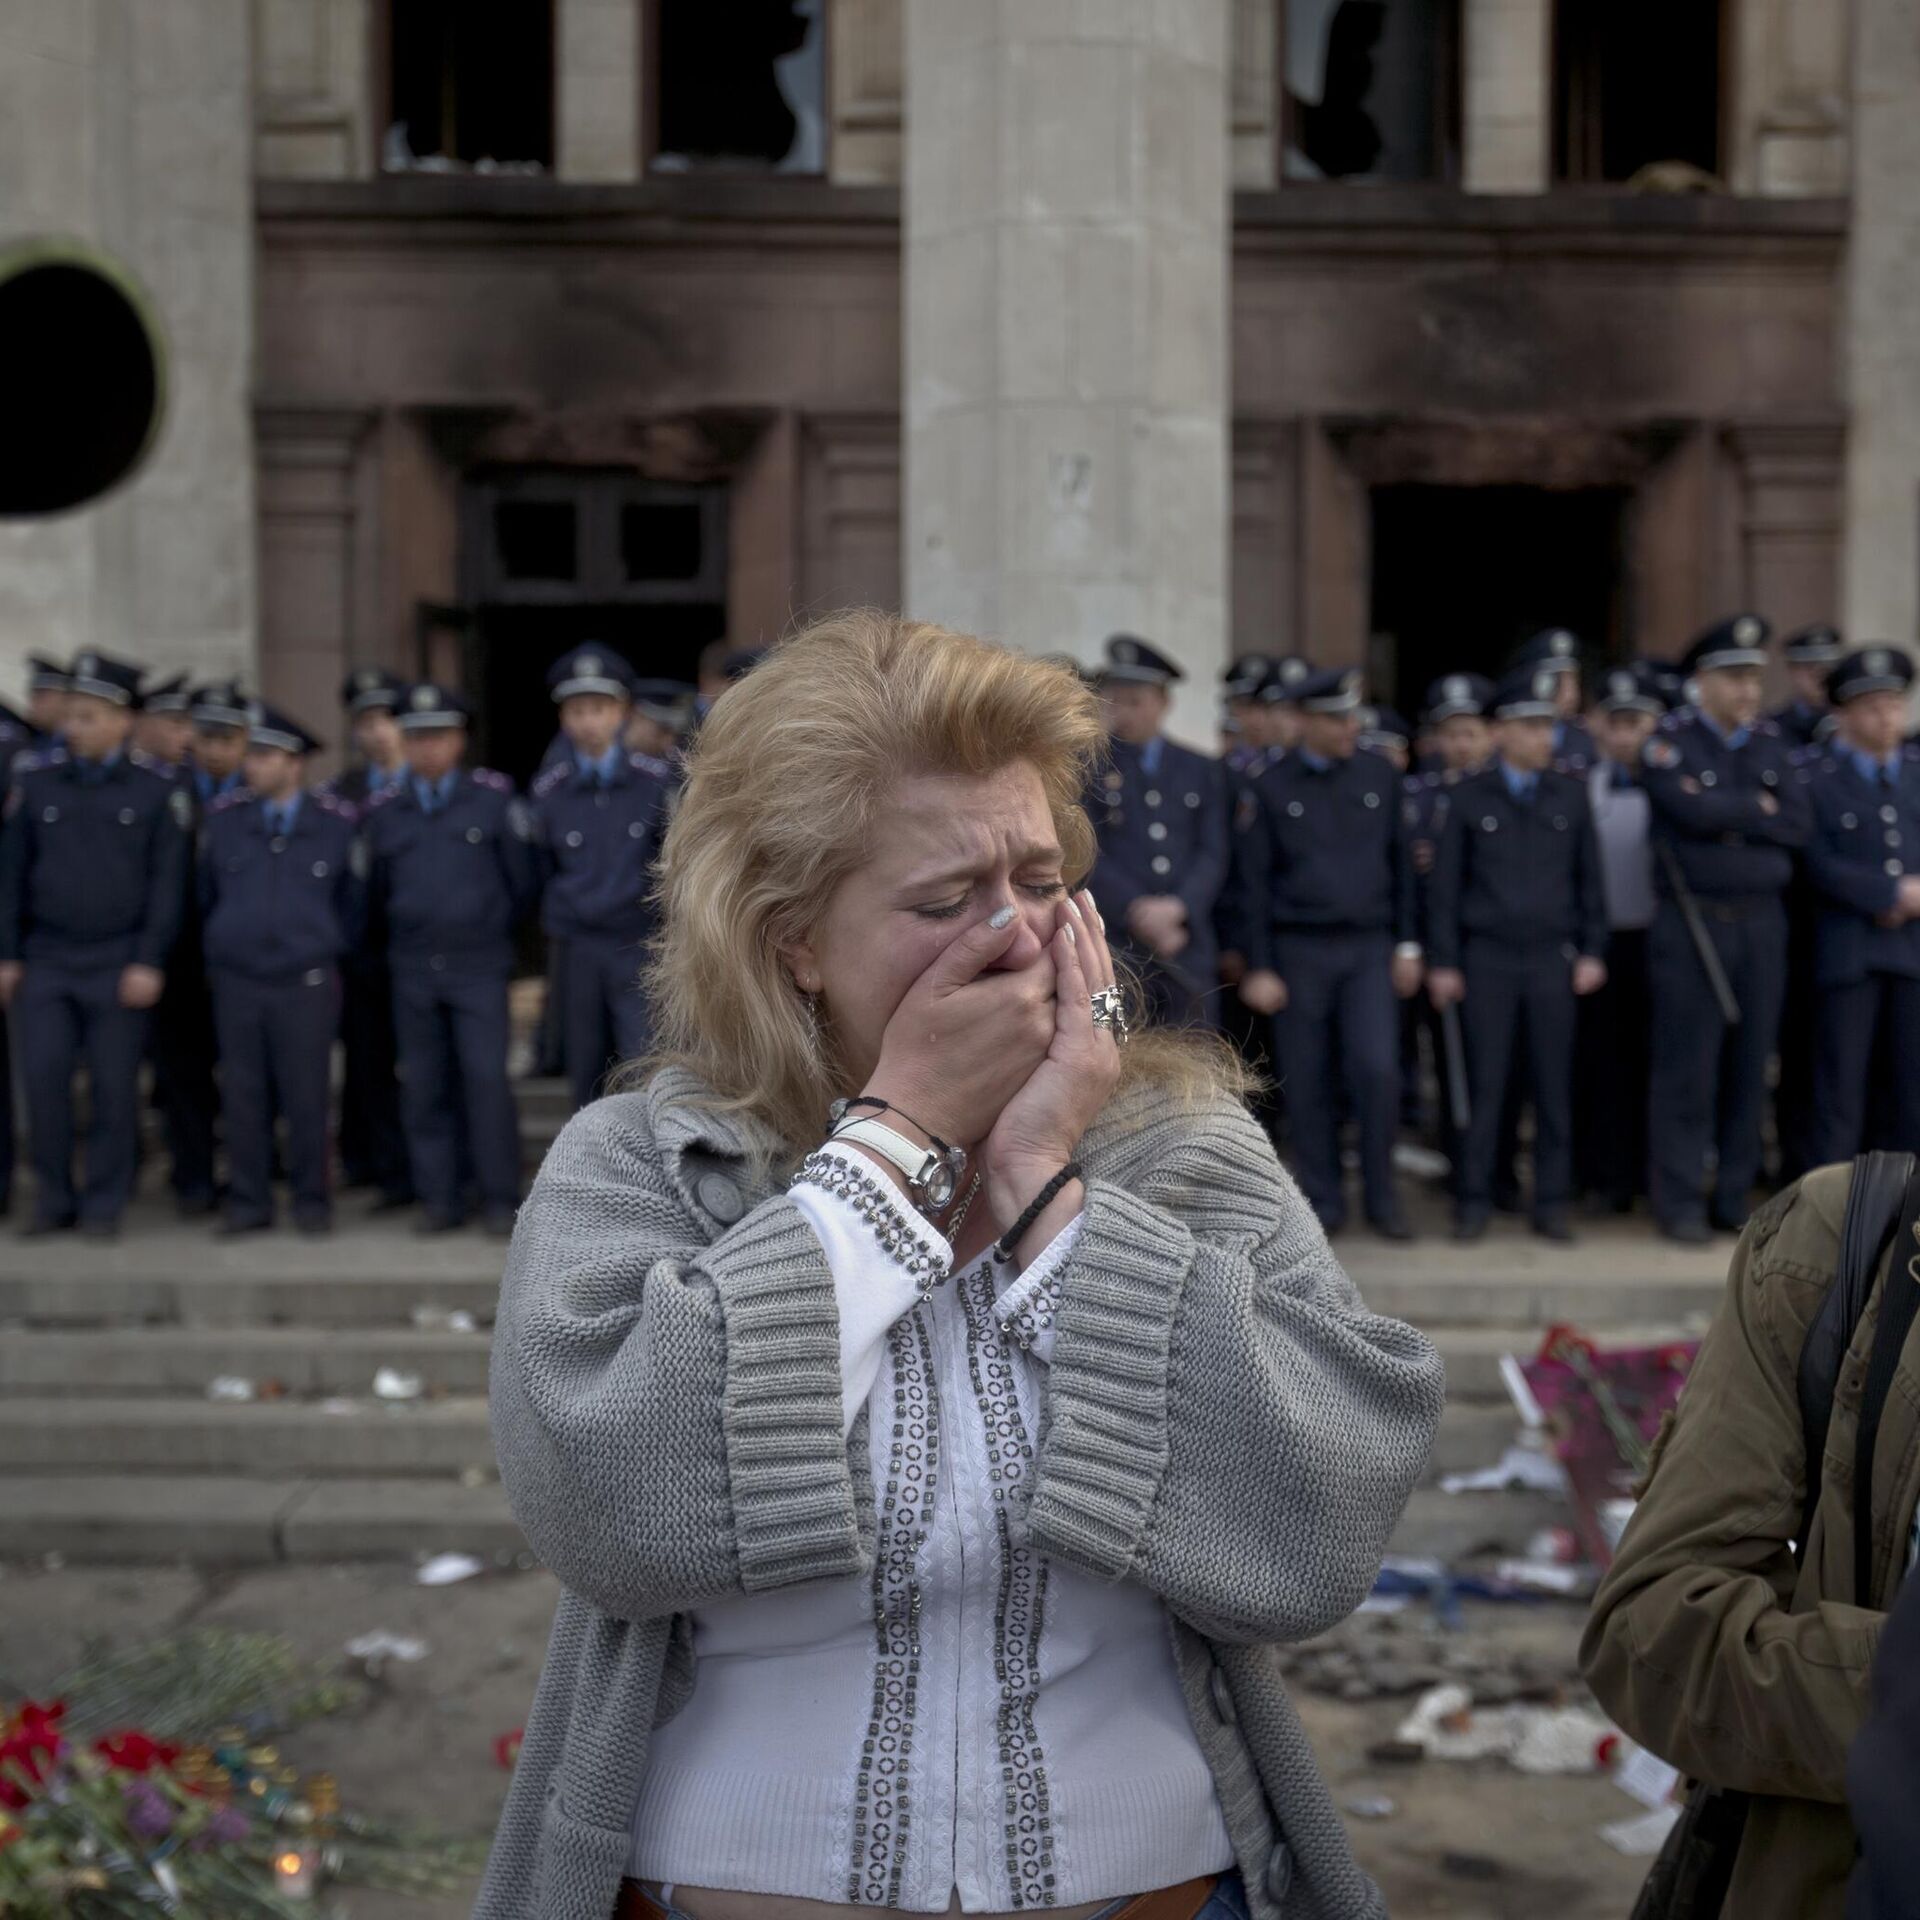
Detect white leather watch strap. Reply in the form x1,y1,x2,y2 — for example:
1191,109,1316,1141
831,1116,930,1183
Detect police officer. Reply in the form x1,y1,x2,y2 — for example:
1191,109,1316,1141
1358,704,1413,774
321,668,413,1208
531,645,676,1110
1239,666,1420,1238
627,678,695,764
1258,654,1313,759
201,704,360,1235
1085,634,1230,1029
362,683,541,1236
1772,625,1844,748
0,652,190,1238
1428,666,1608,1243
1642,614,1809,1241
1574,663,1668,1213
135,673,193,769
25,655,69,749
1773,628,1845,1183
1510,627,1596,774
148,680,249,1217
1802,647,1920,1162
1223,654,1277,775
1403,674,1494,1168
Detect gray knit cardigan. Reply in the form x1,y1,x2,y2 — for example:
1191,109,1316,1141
477,1067,1444,1920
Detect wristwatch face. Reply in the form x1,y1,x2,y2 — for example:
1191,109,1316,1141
922,1159,956,1209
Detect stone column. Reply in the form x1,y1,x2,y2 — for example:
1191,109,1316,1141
0,0,256,689
557,0,643,182
1461,0,1550,193
1841,0,1920,646
902,0,1231,747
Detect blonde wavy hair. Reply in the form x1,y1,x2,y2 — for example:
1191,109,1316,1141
636,609,1250,1156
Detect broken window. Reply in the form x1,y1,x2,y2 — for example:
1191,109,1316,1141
385,0,554,171
1554,0,1723,184
652,0,825,174
1283,0,1459,183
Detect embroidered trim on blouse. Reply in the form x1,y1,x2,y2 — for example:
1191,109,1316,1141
791,1149,945,1300
848,1310,940,1906
959,1268,1057,1909
995,1269,1063,1354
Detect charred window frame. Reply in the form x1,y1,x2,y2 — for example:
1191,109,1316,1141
1279,0,1462,184
1552,0,1727,185
645,0,827,175
465,472,729,608
381,0,556,171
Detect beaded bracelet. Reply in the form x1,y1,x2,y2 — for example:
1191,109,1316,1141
991,1162,1083,1267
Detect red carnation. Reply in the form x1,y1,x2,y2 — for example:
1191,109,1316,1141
0,1700,67,1809
95,1729,183,1774
493,1728,523,1770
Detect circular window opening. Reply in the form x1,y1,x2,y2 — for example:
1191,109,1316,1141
0,243,166,517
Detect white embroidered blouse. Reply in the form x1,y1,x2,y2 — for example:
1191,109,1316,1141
625,1145,1235,1909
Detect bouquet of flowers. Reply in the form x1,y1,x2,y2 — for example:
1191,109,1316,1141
0,1630,486,1916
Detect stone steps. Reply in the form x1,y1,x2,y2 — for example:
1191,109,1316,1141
0,1326,492,1395
0,1390,1525,1484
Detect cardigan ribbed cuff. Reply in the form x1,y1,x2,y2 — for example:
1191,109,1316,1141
1023,1177,1194,1581
705,1193,867,1592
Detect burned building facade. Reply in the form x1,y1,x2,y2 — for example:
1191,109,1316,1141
1,0,1910,769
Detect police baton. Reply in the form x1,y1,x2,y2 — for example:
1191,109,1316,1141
1439,1001,1471,1135
1655,841,1742,1027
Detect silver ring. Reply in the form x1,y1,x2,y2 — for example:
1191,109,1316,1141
1089,985,1129,1044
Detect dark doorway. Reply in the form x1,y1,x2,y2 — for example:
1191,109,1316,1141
1369,486,1627,720
460,470,729,787
1553,0,1723,183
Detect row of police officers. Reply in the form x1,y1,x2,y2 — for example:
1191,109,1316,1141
1082,617,1920,1245
0,645,679,1238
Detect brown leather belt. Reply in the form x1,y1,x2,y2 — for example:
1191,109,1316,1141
614,1876,1221,1920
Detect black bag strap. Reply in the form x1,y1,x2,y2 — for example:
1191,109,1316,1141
1797,1150,1914,1561
1853,1165,1920,1604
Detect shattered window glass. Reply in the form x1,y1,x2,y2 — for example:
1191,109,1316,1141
1284,0,1454,183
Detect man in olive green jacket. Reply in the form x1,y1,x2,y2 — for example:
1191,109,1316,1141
1582,1164,1919,1920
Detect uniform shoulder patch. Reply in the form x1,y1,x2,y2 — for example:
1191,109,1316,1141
1642,737,1680,771
364,782,402,811
208,788,251,814
470,767,512,793
1754,718,1781,738
628,751,675,782
315,789,356,822
532,761,571,799
128,747,164,775
13,750,56,776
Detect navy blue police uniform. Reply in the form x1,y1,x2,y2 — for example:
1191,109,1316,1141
0,696,35,1209
321,667,414,1206
1801,647,1920,1163
1770,625,1843,749
1641,615,1810,1237
1428,666,1608,1239
362,684,542,1233
1246,666,1417,1236
532,646,675,1110
0,652,191,1234
1510,627,1596,775
148,678,254,1215
1571,663,1669,1213
1084,635,1229,1030
1402,673,1493,1172
1770,625,1844,1182
200,705,361,1233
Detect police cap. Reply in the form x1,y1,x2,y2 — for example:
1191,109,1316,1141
1098,634,1184,687
341,666,407,715
1424,672,1493,723
1682,613,1771,676
1781,624,1843,667
1490,664,1562,720
1357,704,1413,750
1223,652,1274,699
67,650,145,710
27,653,70,695
397,682,473,730
245,700,323,755
140,671,191,715
1597,663,1668,717
547,645,634,704
1510,628,1582,677
190,679,251,731
1295,666,1364,714
1256,655,1315,705
1827,646,1914,706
